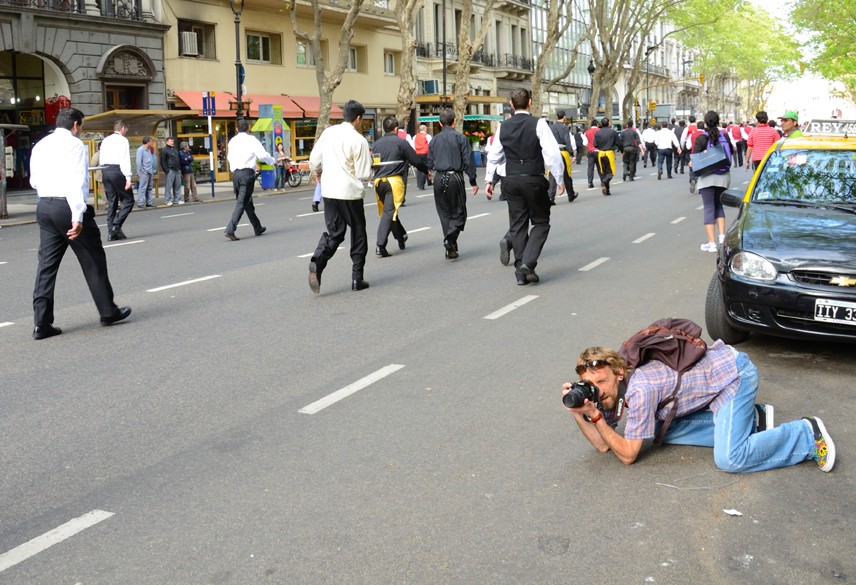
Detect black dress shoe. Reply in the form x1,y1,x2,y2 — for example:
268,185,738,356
445,249,459,259
311,202,319,213
225,232,240,241
568,191,579,202
515,274,529,285
519,263,540,283
499,236,512,266
107,231,117,241
101,306,131,326
255,226,267,236
308,261,321,294
33,324,62,340
376,245,391,257
352,278,370,291
113,229,127,240
398,234,408,250
588,183,594,189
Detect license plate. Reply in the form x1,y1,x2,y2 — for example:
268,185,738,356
814,298,856,325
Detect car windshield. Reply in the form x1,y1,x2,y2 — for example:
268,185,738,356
753,149,856,205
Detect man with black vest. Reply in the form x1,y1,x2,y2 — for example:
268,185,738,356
619,119,643,182
426,109,478,260
485,88,564,285
547,110,578,204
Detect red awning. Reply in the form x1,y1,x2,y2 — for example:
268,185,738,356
172,91,303,118
285,95,343,118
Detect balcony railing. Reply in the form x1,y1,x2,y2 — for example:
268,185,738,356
415,43,532,71
0,0,143,20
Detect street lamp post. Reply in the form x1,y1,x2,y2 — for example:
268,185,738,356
587,59,595,120
644,45,656,126
229,0,245,119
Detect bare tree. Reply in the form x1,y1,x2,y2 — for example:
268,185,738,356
290,0,367,139
530,0,588,116
450,0,497,131
394,0,420,124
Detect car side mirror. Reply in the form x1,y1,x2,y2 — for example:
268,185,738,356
722,189,744,208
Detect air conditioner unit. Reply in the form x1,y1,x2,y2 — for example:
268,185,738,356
421,79,440,95
180,31,199,57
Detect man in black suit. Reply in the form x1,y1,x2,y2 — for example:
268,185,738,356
30,108,131,340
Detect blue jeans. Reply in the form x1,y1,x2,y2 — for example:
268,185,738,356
276,165,287,189
657,150,673,177
659,352,815,473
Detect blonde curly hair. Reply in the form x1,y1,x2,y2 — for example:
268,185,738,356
576,346,628,377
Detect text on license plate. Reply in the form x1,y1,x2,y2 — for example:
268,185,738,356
814,298,856,325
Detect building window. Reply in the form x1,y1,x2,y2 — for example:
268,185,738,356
178,20,216,59
297,41,328,68
346,46,367,73
247,31,282,65
383,52,396,75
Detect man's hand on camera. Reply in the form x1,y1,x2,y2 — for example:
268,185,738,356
561,383,599,418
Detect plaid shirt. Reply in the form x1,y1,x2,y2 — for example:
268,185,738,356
616,340,740,440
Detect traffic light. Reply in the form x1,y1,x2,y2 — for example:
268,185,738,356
648,100,656,112
699,73,705,85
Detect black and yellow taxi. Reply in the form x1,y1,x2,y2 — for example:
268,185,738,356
706,120,856,344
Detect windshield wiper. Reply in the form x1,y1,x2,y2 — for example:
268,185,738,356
756,197,817,207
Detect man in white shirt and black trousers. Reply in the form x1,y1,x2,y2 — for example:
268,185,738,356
486,88,565,286
99,119,135,240
307,100,373,293
224,117,276,241
30,108,131,340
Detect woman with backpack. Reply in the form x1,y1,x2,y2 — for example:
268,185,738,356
692,110,732,252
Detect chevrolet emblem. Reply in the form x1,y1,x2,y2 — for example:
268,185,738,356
829,275,856,287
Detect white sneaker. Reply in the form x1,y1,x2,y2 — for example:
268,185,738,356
718,234,725,244
178,200,185,205
700,242,717,252
166,201,173,206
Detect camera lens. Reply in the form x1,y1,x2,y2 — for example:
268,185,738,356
562,381,598,408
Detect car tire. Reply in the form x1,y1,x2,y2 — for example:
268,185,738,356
705,273,749,344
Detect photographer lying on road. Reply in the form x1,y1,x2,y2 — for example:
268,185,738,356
562,341,836,473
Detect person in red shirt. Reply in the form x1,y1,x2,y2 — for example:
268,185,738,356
745,111,781,171
413,124,432,190
584,120,599,188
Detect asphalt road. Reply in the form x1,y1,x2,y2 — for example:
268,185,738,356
0,162,853,584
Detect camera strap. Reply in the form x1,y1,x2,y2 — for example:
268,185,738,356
613,379,628,422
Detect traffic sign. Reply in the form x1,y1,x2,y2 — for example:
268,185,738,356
202,91,216,116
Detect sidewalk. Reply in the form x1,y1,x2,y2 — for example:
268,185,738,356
0,180,313,228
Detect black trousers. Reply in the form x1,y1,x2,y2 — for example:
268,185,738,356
312,198,368,280
433,171,467,247
415,154,431,189
226,168,263,235
503,174,551,271
586,151,598,185
733,141,745,167
375,178,407,248
622,146,638,179
548,152,575,199
102,165,134,232
33,198,117,327
644,143,657,166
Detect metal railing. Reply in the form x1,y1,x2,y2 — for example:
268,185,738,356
0,0,143,20
415,43,532,71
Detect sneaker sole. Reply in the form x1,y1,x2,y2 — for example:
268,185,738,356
308,262,321,294
814,417,836,472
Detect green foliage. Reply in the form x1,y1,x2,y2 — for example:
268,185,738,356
792,0,856,105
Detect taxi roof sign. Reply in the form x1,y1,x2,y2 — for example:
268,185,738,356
805,119,856,137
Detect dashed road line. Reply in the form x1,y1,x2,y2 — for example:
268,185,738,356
147,274,221,293
298,246,343,258
579,257,610,272
207,224,249,232
364,202,377,207
104,239,145,249
299,364,405,414
416,193,434,198
160,213,194,218
0,509,114,573
408,226,431,233
296,212,320,218
671,217,686,224
633,233,656,244
696,205,704,210
483,295,538,320
469,213,490,220
0,322,13,328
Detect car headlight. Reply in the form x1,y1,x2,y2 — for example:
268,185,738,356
730,252,777,282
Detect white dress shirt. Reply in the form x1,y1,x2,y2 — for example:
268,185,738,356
654,127,681,151
484,111,564,185
309,122,372,200
641,127,657,144
227,132,276,171
99,131,132,179
30,128,89,223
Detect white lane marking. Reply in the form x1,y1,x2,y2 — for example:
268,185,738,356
364,202,377,207
469,213,490,219
696,205,704,210
161,212,194,219
579,257,610,272
671,217,686,224
299,196,312,200
0,322,13,328
298,246,343,258
104,239,145,249
408,226,431,233
296,212,319,218
633,233,656,244
483,295,538,320
299,364,405,414
147,274,221,293
742,180,749,184
0,509,114,573
416,193,434,198
206,224,248,232
0,261,7,265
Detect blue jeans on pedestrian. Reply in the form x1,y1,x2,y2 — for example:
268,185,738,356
276,165,287,189
659,352,815,473
165,170,182,203
657,150,673,177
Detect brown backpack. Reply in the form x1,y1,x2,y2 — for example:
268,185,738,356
619,318,708,445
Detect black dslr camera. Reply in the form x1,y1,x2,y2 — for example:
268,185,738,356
562,380,600,409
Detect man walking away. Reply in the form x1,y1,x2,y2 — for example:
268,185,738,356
620,120,642,181
485,88,564,285
427,109,479,260
159,137,182,206
584,120,599,188
224,118,275,241
593,118,619,195
307,100,373,292
100,120,135,240
30,108,131,340
135,136,155,208
372,116,429,257
672,120,686,174
413,124,432,190
547,110,578,203
641,122,657,168
654,121,681,180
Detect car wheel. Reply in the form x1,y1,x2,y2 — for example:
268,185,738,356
705,273,749,344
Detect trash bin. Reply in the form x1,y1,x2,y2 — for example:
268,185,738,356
259,168,276,190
